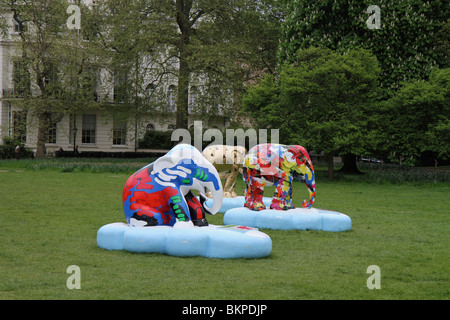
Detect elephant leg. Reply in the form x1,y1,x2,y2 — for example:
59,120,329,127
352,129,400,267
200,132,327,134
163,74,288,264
243,169,251,204
270,177,285,210
284,182,294,209
270,175,295,210
185,191,208,227
230,166,240,197
222,171,232,197
168,192,194,227
244,170,266,211
130,206,161,227
223,166,239,198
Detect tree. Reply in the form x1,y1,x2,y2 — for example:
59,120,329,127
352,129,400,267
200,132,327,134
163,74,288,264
277,0,449,171
435,18,450,68
279,0,449,94
243,47,381,179
3,0,104,158
382,68,449,165
98,0,283,129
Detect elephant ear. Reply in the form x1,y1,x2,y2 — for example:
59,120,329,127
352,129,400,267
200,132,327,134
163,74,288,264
287,145,309,166
152,153,178,174
286,145,300,158
152,144,200,174
282,145,297,168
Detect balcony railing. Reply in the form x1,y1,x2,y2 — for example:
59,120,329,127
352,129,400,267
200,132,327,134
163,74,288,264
2,88,29,98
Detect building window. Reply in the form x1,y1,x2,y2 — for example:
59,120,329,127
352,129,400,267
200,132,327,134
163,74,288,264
13,60,30,97
46,117,57,144
114,70,128,103
168,85,176,112
69,114,76,145
13,111,27,143
13,19,20,33
13,14,27,33
189,86,199,113
146,83,157,105
83,68,98,102
113,120,127,146
146,123,155,131
82,114,96,144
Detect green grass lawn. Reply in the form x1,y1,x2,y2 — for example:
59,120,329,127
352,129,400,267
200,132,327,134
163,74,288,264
0,162,449,299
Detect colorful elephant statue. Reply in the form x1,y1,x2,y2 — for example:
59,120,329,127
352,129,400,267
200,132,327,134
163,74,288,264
243,143,316,211
202,145,247,198
122,144,223,227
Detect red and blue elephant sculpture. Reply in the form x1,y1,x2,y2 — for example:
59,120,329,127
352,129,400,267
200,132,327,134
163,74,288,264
243,143,316,211
123,144,223,228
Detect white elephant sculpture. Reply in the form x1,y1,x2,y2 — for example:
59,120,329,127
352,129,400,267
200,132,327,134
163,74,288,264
202,145,247,198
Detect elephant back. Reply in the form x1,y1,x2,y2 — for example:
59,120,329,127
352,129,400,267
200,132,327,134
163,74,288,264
244,143,286,176
203,145,247,166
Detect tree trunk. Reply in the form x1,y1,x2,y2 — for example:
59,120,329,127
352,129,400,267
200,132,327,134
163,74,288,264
175,0,193,130
176,51,190,129
339,153,363,174
35,112,51,159
327,154,334,181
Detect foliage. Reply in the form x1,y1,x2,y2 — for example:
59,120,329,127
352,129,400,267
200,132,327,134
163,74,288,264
279,0,449,93
243,47,381,173
435,18,450,67
3,157,449,184
0,137,33,159
340,162,450,184
138,130,175,150
0,157,154,173
2,0,106,158
1,0,283,158
379,68,450,165
97,0,283,128
55,151,163,159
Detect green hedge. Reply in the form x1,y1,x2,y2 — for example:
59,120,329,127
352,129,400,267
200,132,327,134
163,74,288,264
0,137,34,159
55,150,164,159
138,130,175,150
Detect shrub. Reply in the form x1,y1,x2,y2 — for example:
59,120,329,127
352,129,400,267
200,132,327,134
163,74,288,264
0,137,34,159
55,150,164,159
138,130,175,150
341,162,450,184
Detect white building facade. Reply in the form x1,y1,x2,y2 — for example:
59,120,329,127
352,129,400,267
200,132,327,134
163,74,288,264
0,3,229,156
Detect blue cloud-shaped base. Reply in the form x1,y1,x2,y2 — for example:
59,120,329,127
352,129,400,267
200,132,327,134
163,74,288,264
206,196,272,213
97,223,272,259
224,207,352,232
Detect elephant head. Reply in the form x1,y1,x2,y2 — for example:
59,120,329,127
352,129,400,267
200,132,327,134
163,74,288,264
153,144,223,216
285,145,316,208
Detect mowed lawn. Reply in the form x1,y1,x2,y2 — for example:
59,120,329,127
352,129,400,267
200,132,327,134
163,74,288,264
0,168,449,299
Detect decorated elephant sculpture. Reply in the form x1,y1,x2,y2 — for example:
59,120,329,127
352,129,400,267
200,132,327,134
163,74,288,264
123,144,223,227
202,145,247,198
243,143,316,211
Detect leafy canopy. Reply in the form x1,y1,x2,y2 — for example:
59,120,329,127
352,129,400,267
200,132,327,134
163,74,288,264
279,0,449,93
243,46,381,156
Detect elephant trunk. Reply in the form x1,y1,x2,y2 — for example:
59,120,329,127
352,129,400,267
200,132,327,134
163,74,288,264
199,161,223,215
199,188,222,215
